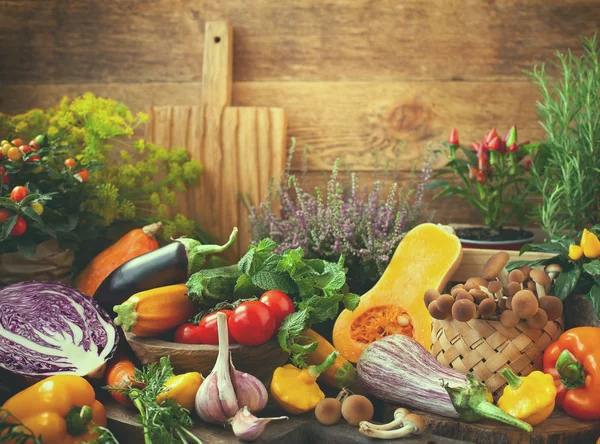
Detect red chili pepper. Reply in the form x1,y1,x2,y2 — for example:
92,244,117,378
488,136,500,151
485,128,498,144
448,128,459,145
476,169,486,183
508,142,518,153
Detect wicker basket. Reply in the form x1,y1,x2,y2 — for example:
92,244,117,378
431,317,563,399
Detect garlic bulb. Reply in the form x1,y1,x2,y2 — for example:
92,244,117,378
231,407,288,442
195,312,268,423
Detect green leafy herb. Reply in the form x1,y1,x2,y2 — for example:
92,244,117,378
106,357,202,444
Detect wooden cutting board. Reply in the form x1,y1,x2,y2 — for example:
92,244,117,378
146,21,287,261
384,406,600,444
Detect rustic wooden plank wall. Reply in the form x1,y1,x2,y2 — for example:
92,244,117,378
1,0,599,224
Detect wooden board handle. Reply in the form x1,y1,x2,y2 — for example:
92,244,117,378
201,21,232,109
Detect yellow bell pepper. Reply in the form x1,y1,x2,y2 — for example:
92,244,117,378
270,351,338,414
1,375,106,444
583,231,600,259
497,368,556,426
156,372,204,411
569,244,584,261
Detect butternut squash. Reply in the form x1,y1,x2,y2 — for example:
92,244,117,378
333,223,462,363
77,222,162,296
300,329,359,390
113,284,196,337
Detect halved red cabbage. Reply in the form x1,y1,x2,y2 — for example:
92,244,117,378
0,281,118,377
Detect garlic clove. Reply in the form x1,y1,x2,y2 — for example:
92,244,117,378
231,361,268,413
230,406,288,442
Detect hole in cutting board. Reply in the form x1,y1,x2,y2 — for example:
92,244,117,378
214,36,221,43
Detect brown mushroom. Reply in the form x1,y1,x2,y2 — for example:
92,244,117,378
505,296,512,310
359,408,409,432
527,308,549,329
456,289,473,301
466,277,489,289
469,288,488,304
488,280,503,294
452,299,477,322
538,296,563,321
508,269,525,284
512,290,539,319
315,398,342,425
450,284,465,297
424,289,440,308
463,282,478,291
341,395,374,426
478,298,497,317
435,294,455,315
545,263,563,281
500,309,520,328
518,265,533,279
359,413,424,439
483,251,510,286
428,300,448,320
530,269,551,298
498,297,507,310
506,281,522,297
526,280,537,292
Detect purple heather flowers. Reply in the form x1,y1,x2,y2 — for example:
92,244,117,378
247,141,434,294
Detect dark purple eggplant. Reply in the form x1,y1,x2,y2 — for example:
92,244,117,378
94,228,238,312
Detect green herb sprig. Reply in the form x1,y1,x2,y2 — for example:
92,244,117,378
106,357,202,444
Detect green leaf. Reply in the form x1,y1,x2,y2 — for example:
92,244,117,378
256,238,277,252
0,215,17,241
278,309,310,352
21,206,44,226
519,241,567,256
585,285,600,319
506,258,555,271
251,270,297,294
0,197,18,210
343,292,361,311
583,260,600,276
18,193,42,206
554,264,582,300
237,248,256,275
426,179,449,190
233,274,259,298
303,293,344,324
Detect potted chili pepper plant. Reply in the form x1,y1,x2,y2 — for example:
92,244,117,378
429,127,537,250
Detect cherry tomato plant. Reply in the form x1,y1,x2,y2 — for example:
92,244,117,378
0,133,101,257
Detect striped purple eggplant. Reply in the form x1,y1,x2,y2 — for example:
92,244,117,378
357,334,466,418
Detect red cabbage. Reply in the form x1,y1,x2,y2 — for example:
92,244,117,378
0,281,118,377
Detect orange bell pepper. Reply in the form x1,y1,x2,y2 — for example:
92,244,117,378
1,375,106,444
543,327,600,420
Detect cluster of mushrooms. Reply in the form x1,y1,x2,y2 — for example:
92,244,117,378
424,251,564,329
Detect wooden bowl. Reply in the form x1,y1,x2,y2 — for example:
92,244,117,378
124,331,289,384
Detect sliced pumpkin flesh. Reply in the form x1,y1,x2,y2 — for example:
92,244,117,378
333,223,463,363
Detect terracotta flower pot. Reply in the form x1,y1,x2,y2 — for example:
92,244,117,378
0,239,74,287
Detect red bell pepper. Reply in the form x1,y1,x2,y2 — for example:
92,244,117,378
543,327,600,420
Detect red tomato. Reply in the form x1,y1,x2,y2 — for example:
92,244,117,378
174,323,204,344
198,309,235,345
11,138,23,147
0,167,8,184
19,145,31,154
10,186,28,202
28,140,39,151
64,158,76,169
228,301,275,346
10,216,26,236
259,290,295,330
27,155,41,162
0,209,11,223
76,168,89,182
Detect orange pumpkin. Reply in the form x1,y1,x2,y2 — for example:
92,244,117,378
332,223,463,363
76,223,162,296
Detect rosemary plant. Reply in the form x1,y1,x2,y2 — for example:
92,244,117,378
527,34,600,239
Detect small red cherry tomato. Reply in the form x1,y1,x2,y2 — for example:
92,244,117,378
10,216,26,236
0,167,8,184
64,158,76,169
27,155,41,162
19,145,31,155
174,323,204,344
228,301,276,346
28,140,40,151
75,168,89,182
10,186,28,202
0,209,11,223
259,290,295,330
198,309,235,345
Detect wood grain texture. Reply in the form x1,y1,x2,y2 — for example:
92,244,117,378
1,0,599,84
382,408,600,444
0,80,543,172
124,332,288,385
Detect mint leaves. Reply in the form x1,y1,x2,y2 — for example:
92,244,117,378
237,240,360,366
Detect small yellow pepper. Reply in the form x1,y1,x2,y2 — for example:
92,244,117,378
271,351,338,414
497,368,556,426
583,231,600,259
156,372,204,411
569,244,584,261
